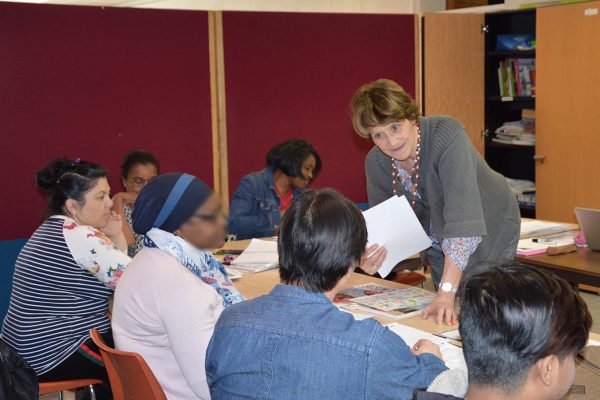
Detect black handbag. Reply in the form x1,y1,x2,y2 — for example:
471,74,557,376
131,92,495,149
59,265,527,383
0,337,38,400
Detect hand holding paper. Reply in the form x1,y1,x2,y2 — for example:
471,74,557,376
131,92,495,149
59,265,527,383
362,196,432,278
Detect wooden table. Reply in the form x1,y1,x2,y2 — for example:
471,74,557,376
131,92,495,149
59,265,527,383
233,267,458,334
219,239,459,335
516,247,600,288
219,239,600,342
517,219,600,289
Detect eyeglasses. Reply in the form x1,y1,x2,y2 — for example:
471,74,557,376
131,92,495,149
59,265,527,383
192,212,226,223
129,177,151,187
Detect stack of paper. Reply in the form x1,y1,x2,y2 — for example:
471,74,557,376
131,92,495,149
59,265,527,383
517,237,574,256
520,220,570,237
230,238,279,273
363,196,432,278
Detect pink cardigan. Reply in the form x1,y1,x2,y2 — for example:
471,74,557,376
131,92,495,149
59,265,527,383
112,247,224,399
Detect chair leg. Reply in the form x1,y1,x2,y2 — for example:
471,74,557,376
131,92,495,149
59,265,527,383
57,391,64,400
88,384,97,400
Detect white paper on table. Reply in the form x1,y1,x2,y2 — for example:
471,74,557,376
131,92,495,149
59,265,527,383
224,267,243,280
337,307,374,321
363,196,432,278
439,343,467,370
230,238,278,266
439,329,461,341
388,323,466,370
520,220,569,236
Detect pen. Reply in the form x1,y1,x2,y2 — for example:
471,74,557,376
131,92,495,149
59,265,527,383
532,238,557,245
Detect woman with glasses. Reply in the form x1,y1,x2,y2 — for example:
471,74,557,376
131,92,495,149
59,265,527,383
112,173,243,400
112,150,160,257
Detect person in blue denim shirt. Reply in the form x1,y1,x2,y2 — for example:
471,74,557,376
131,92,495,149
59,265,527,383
206,189,447,400
228,139,321,240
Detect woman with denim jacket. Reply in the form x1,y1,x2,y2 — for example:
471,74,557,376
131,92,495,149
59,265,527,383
228,138,321,240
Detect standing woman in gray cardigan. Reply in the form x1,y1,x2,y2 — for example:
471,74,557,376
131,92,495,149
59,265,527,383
351,79,520,325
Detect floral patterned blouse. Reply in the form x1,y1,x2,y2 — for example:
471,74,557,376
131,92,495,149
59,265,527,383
395,163,482,270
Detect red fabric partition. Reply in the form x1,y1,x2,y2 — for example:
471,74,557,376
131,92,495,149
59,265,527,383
223,11,415,202
0,2,212,240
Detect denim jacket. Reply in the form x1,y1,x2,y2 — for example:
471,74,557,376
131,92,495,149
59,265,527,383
205,285,447,400
229,168,305,239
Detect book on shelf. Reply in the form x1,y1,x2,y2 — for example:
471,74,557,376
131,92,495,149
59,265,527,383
497,58,536,98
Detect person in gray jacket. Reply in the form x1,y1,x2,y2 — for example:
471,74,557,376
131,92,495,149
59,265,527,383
350,79,520,326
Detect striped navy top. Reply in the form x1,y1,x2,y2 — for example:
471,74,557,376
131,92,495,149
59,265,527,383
1,215,130,375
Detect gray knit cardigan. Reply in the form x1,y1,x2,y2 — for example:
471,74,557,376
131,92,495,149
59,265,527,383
365,115,520,269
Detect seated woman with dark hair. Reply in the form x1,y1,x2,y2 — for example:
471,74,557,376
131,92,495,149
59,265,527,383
414,264,593,400
1,158,131,399
206,189,447,400
112,149,160,257
112,173,244,400
228,138,321,239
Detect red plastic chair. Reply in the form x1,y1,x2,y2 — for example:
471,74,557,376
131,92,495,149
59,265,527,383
89,328,166,400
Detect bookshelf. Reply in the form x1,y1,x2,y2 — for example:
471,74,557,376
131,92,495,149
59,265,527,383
424,1,600,223
483,9,536,218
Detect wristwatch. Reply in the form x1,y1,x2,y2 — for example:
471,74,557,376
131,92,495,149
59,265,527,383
439,282,458,294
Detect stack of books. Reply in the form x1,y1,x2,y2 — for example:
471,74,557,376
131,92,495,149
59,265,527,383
506,178,536,209
492,111,535,146
498,58,536,98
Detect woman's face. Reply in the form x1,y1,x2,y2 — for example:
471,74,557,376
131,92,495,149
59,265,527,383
291,154,317,189
123,163,158,193
177,193,228,250
369,119,417,161
68,177,113,228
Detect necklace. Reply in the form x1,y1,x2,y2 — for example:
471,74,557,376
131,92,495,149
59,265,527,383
391,123,421,208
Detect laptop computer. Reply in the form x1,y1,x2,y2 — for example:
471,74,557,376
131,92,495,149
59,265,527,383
575,207,600,251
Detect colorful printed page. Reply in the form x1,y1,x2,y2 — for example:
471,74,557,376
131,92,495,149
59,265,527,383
350,287,436,312
334,283,396,304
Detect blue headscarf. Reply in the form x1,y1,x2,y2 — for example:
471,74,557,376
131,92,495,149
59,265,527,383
132,173,244,307
132,173,212,235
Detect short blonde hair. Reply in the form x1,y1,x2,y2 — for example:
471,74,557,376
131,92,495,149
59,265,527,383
350,79,420,139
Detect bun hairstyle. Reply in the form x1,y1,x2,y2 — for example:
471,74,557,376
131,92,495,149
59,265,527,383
36,157,107,215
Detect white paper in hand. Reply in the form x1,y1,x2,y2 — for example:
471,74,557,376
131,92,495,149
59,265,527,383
363,196,432,278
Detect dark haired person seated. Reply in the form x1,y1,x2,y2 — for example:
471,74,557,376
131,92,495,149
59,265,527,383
112,150,160,257
206,189,447,400
414,264,592,400
113,173,243,399
228,138,321,239
2,158,131,399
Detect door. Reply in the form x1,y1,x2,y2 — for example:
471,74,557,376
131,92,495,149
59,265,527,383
536,1,600,222
423,13,485,154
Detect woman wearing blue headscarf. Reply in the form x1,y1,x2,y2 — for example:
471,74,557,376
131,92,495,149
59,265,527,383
111,173,243,400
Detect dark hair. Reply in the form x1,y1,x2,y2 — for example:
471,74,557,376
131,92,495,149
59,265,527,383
120,150,160,179
266,139,321,179
36,157,107,215
278,189,367,292
458,263,592,391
